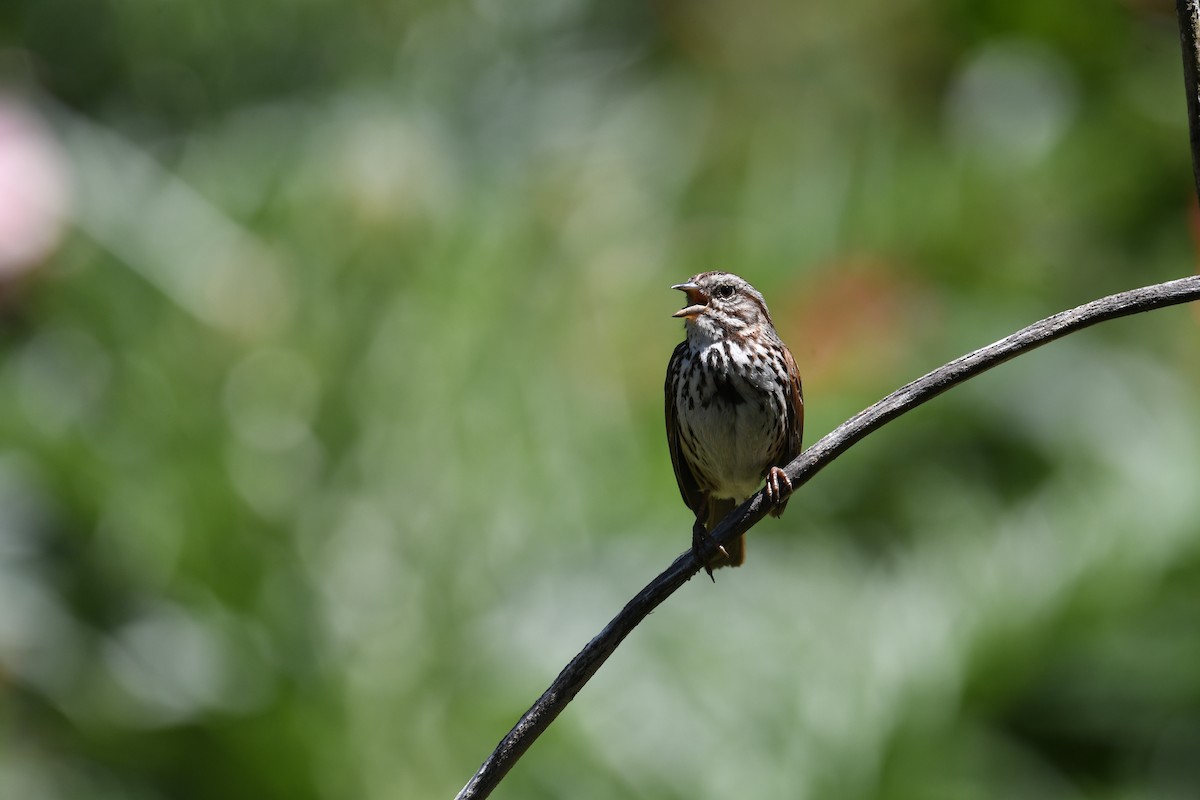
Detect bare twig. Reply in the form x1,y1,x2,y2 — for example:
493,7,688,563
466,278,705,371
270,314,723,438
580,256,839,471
456,6,1200,795
454,276,1200,800
1177,0,1200,198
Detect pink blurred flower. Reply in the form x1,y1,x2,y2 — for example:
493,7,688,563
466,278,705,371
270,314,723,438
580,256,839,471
0,96,71,278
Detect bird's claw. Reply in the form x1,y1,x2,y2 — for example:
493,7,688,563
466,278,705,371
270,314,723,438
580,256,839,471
765,466,793,507
691,520,727,582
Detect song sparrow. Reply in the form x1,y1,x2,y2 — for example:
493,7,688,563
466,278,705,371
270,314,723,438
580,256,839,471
665,271,804,576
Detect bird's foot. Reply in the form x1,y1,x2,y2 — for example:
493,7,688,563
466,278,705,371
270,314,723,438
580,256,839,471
691,520,728,582
765,466,793,510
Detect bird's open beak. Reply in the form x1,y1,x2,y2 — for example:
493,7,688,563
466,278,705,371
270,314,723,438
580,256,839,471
671,281,709,319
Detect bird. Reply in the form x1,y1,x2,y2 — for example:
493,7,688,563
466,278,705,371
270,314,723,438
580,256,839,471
665,271,804,577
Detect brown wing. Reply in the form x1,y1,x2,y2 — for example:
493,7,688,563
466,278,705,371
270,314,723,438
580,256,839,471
665,341,707,517
764,344,804,520
779,344,805,464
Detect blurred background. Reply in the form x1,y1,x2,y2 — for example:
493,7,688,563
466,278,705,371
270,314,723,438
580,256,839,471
1,0,1199,797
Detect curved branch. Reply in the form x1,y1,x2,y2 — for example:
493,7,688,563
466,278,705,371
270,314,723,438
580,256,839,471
1177,0,1200,198
455,276,1200,800
457,7,1200,794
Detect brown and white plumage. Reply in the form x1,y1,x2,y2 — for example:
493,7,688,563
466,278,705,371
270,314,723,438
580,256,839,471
665,271,804,573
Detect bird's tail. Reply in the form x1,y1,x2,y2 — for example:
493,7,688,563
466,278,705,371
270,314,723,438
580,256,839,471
704,497,745,569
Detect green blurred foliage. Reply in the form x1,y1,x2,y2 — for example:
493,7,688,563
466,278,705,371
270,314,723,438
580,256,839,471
0,0,1199,798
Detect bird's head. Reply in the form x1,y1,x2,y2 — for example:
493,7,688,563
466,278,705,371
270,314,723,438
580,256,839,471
671,271,773,334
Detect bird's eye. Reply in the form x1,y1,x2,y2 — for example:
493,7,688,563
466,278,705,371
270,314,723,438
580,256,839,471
716,284,735,299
